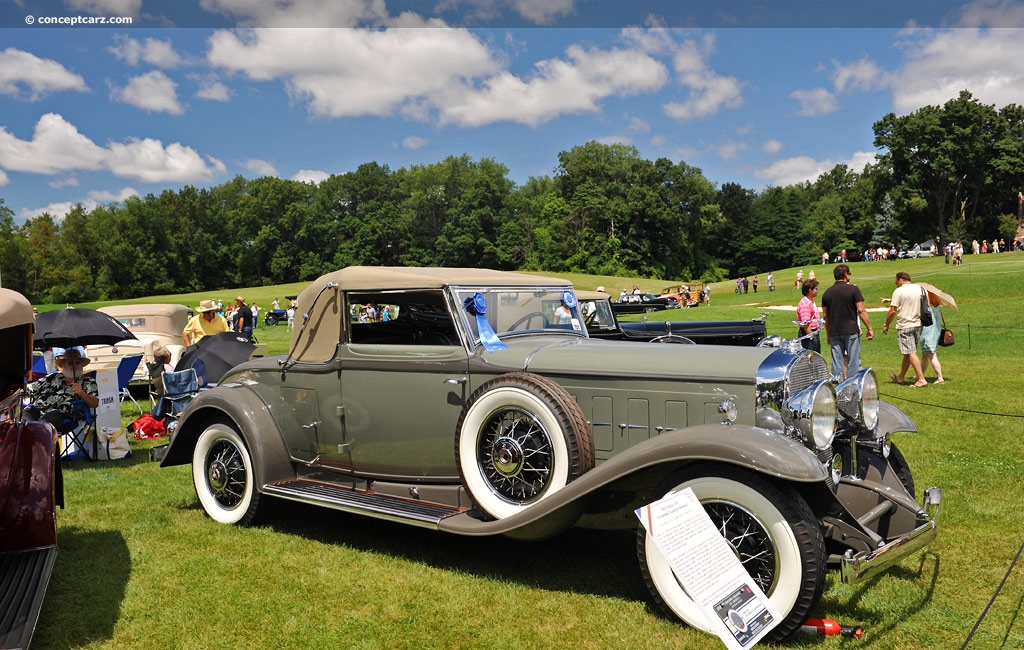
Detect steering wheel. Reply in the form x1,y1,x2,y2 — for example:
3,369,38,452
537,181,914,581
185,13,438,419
509,311,547,331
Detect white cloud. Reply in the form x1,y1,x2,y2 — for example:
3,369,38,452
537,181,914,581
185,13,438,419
755,150,876,186
440,45,667,127
243,159,277,176
207,27,667,128
200,0,397,28
66,0,142,16
890,26,1024,112
0,113,107,174
0,48,88,100
19,187,139,221
661,34,743,121
0,113,225,184
49,176,80,189
107,35,182,67
208,28,499,119
401,136,429,149
293,169,329,183
106,139,226,183
193,75,231,101
0,169,7,186
831,57,892,94
791,88,838,116
762,139,783,154
714,140,747,161
626,115,650,133
110,71,184,114
513,0,573,25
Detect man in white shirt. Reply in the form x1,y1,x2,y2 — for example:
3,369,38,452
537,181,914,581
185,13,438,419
882,271,927,387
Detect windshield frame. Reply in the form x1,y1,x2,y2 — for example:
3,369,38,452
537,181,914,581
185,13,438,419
449,285,588,348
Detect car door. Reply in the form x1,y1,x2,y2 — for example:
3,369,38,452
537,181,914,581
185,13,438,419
335,342,469,480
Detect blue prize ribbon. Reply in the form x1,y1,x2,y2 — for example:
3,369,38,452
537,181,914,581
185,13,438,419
562,290,578,309
464,292,508,352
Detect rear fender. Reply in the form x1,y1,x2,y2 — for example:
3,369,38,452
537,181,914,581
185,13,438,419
160,386,295,488
440,424,828,539
0,420,59,551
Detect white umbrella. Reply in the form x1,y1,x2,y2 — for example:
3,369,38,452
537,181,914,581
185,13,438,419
917,282,958,311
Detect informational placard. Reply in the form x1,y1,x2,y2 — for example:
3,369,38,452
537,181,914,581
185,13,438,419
636,488,780,649
94,369,121,431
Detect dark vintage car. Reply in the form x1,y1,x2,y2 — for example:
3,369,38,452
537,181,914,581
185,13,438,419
578,291,768,345
611,292,674,315
263,309,289,326
162,266,941,641
0,288,62,650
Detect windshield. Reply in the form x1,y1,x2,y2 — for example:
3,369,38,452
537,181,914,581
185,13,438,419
452,286,587,343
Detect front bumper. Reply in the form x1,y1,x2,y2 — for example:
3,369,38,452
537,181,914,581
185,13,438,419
839,486,942,584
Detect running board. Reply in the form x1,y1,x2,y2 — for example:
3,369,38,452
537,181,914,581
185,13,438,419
262,479,465,529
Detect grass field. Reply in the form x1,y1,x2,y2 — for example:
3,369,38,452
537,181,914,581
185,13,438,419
32,253,1024,649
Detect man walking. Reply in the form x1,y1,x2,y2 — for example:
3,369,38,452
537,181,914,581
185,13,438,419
882,271,927,387
821,264,873,380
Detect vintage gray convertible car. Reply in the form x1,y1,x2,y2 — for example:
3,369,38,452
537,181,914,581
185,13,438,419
161,267,941,640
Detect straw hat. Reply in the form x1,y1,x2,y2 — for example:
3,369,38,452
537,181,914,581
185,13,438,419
197,299,218,313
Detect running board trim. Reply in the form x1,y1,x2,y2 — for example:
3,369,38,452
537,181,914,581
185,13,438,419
262,479,465,529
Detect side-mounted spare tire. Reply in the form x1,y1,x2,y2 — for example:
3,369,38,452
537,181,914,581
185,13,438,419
455,372,594,519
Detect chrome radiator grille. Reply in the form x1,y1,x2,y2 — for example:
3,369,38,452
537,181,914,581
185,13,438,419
786,352,832,396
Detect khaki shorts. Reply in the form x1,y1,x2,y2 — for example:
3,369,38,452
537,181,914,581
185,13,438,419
897,326,921,355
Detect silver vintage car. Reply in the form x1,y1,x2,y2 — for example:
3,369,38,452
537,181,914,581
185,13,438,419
161,266,941,640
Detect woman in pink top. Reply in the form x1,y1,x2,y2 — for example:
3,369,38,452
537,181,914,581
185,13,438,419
796,279,821,352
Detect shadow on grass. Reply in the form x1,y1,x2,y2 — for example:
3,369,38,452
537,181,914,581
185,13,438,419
816,550,941,646
253,497,647,603
33,527,130,649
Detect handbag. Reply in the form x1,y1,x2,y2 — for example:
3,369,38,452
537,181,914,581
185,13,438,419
919,288,933,327
939,314,954,347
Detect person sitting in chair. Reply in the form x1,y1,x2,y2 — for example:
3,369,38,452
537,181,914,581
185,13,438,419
26,346,98,429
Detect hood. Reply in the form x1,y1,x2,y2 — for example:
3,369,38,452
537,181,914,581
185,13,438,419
476,336,773,383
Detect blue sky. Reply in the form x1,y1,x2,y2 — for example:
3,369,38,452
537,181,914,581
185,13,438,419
2,0,1024,223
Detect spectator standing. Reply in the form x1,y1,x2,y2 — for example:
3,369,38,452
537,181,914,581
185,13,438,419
795,269,804,288
766,271,775,291
234,296,254,336
796,279,821,353
882,272,927,387
287,305,296,331
183,300,230,346
822,251,829,264
701,283,711,306
752,275,759,293
251,303,260,329
271,297,281,310
821,264,873,380
742,277,749,294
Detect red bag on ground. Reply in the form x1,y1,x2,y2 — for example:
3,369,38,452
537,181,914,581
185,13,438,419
131,413,167,439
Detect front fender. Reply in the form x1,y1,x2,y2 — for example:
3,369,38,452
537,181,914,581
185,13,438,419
877,401,918,437
440,424,828,538
160,384,295,488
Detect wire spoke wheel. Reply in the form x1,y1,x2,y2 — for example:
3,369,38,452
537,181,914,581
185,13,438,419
457,372,593,519
192,420,263,526
478,407,553,502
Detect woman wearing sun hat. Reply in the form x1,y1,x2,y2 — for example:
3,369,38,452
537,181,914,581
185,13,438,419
182,299,230,346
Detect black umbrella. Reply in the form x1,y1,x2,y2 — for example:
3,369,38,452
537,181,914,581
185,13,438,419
34,307,137,350
175,332,255,385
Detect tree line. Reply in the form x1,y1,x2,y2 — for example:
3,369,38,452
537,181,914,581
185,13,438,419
2,90,1022,304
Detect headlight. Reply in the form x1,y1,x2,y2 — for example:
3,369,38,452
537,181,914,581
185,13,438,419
836,368,879,430
719,397,738,424
781,379,837,450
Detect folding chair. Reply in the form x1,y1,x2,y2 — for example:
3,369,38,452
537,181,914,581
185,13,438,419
153,368,199,428
116,354,145,418
56,400,97,461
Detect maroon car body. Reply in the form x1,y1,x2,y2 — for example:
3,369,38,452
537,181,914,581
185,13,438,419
0,288,62,650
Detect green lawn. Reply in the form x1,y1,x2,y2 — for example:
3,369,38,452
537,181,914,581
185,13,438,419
32,253,1024,649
